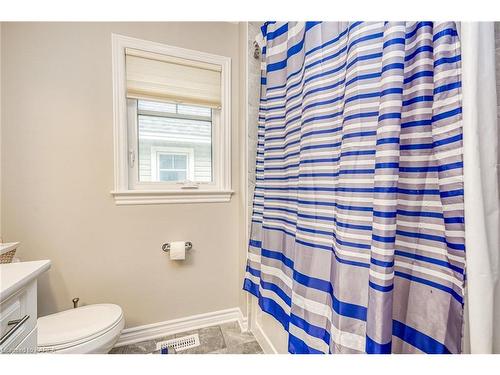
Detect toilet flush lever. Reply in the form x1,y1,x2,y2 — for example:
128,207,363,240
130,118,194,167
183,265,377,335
72,297,79,309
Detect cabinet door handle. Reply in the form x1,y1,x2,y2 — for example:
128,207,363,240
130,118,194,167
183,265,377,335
0,315,30,345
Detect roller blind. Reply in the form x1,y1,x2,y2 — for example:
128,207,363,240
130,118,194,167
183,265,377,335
125,48,222,108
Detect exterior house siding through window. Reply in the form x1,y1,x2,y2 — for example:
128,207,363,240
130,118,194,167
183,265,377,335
137,103,212,183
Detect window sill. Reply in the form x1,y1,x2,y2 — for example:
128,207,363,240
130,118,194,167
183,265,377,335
110,189,234,205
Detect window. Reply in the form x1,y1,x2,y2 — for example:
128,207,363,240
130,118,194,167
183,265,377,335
111,34,232,205
157,153,189,182
131,99,211,184
150,146,196,182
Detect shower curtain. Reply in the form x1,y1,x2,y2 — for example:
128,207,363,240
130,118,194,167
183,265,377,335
244,21,465,354
460,22,499,353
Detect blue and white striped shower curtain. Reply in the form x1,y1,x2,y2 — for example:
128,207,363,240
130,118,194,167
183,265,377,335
243,22,465,354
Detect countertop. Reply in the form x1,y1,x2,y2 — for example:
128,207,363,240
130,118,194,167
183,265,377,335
0,260,51,302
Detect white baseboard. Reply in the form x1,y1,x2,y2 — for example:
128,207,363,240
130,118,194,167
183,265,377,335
251,321,278,354
115,307,247,347
238,316,249,332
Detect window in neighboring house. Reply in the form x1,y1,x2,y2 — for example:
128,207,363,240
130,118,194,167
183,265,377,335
111,34,232,205
158,153,188,182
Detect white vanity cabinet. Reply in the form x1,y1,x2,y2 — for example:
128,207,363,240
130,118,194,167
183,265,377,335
0,260,51,354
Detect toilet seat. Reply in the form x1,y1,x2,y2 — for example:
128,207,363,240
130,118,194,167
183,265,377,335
38,304,124,353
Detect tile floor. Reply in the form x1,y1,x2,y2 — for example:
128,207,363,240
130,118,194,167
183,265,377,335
109,321,263,354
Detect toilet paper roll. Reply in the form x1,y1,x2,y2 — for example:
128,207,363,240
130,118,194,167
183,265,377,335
169,241,186,260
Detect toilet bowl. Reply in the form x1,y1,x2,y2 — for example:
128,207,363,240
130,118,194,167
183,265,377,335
37,304,125,354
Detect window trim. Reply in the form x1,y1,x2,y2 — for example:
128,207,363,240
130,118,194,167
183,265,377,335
110,34,232,205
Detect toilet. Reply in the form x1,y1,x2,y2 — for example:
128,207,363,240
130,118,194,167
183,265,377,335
37,304,125,354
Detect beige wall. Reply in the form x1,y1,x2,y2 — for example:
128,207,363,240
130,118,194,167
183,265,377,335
493,21,500,354
0,22,2,241
237,22,249,318
1,22,246,328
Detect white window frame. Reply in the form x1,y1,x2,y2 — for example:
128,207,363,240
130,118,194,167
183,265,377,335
111,34,232,205
127,98,213,187
150,147,195,182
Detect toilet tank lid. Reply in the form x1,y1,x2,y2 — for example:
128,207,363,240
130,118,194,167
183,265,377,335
37,304,123,348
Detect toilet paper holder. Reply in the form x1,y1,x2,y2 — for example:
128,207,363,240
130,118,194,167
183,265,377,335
162,242,193,252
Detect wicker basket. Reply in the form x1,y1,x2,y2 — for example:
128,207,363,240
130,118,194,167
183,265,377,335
0,248,17,264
